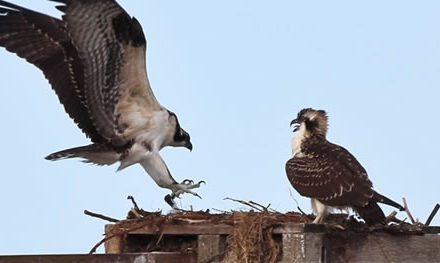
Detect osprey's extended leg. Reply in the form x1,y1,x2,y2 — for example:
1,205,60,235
311,198,328,223
139,154,205,208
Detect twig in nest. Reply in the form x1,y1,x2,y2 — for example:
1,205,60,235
89,221,155,254
402,198,416,224
89,235,115,254
425,203,440,226
84,210,119,223
127,195,140,211
129,208,142,219
156,232,165,246
226,198,278,213
384,211,401,224
212,208,229,213
224,197,263,212
248,201,280,213
127,195,158,218
289,188,307,215
251,200,277,213
263,204,281,214
269,208,281,213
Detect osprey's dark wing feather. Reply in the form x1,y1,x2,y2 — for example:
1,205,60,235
0,0,103,142
285,136,374,207
54,0,161,143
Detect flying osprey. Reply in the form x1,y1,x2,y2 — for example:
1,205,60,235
285,108,403,224
0,0,204,208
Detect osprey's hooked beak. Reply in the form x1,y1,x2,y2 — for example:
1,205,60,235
290,119,300,132
185,141,193,152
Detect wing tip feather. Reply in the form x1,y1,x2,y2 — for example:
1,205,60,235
45,152,69,161
54,5,66,13
48,0,68,3
48,0,67,13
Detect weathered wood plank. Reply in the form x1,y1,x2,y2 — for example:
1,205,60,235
104,225,123,254
273,223,327,234
279,232,325,263
103,222,440,263
280,232,306,263
0,253,197,263
326,232,440,263
422,226,440,234
123,223,233,235
116,222,326,236
197,235,227,263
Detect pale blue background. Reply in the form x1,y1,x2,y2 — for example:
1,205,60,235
0,0,439,254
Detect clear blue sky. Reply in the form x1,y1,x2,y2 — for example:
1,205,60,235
1,0,439,255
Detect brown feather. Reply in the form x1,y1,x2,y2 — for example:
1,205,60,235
287,108,403,225
59,0,157,144
286,136,374,208
355,202,385,225
0,1,103,143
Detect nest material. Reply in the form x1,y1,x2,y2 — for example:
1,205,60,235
105,210,308,262
102,210,429,262
227,211,308,263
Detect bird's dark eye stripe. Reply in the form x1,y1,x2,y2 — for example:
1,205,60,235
304,119,317,131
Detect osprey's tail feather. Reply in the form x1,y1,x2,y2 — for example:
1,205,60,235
373,191,404,211
356,191,404,225
356,201,386,225
45,144,120,166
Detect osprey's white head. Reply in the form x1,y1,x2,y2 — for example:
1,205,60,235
290,108,328,156
290,108,328,136
167,111,193,151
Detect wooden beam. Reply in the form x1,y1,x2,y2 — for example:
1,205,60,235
326,232,440,262
118,223,233,236
0,253,196,263
197,235,227,263
104,225,123,254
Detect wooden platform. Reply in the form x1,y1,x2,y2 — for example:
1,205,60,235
0,253,196,263
104,221,440,263
2,211,437,263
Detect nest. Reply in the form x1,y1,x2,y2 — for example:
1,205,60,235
102,210,307,262
88,197,439,261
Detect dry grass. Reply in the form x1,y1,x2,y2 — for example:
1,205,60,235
227,211,307,263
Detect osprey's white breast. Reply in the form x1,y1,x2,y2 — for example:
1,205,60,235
291,123,307,157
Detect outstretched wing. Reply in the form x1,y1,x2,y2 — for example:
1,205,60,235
285,137,374,207
53,0,161,144
0,0,103,142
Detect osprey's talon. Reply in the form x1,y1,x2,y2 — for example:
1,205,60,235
164,180,205,209
184,180,205,189
192,192,202,199
170,179,205,197
181,179,194,185
164,194,177,209
181,189,202,199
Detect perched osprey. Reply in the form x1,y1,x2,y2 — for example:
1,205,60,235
0,0,204,208
285,108,404,224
